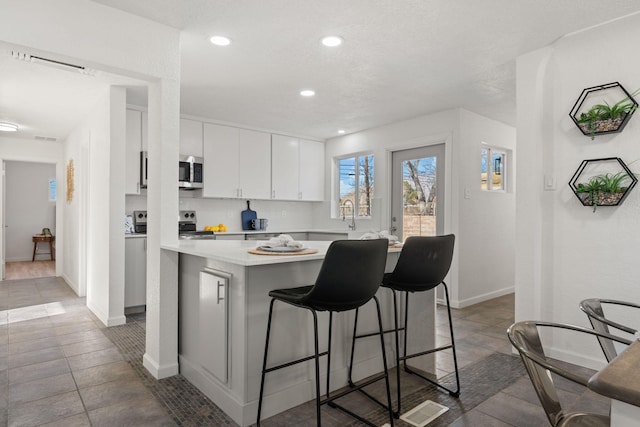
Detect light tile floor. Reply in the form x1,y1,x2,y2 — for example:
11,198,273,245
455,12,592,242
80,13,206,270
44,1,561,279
0,277,610,427
0,276,174,426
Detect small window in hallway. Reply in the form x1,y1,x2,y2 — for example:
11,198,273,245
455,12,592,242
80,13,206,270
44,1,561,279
481,145,507,191
49,177,57,202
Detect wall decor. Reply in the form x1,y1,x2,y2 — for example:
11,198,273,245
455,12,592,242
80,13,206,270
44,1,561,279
569,157,637,212
569,82,638,140
66,159,74,203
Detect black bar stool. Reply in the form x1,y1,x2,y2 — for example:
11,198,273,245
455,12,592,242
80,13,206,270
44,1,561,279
256,239,394,427
349,234,459,417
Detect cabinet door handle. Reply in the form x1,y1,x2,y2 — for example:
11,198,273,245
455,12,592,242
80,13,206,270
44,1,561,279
217,280,226,304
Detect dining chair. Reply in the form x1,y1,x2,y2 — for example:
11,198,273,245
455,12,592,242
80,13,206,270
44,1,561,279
508,320,632,427
579,298,640,362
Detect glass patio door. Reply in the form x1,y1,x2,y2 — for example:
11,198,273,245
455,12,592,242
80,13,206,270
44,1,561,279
391,144,445,242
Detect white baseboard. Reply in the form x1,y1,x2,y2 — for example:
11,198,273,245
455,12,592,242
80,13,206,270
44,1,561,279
5,257,33,262
86,301,126,327
60,273,80,296
442,286,515,308
545,346,607,372
143,353,179,379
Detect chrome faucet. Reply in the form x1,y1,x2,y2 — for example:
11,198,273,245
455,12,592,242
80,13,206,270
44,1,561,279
341,199,356,231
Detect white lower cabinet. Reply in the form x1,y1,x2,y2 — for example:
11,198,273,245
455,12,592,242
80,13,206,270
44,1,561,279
199,269,229,383
124,237,146,308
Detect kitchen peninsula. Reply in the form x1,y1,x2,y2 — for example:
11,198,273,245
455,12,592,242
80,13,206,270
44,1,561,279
163,239,436,426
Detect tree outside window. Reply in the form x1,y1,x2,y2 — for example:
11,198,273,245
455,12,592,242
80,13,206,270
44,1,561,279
338,154,374,217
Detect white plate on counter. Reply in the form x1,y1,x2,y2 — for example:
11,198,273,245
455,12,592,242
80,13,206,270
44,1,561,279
257,246,308,253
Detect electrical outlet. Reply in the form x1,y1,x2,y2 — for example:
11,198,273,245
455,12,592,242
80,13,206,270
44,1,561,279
227,210,233,218
281,210,287,217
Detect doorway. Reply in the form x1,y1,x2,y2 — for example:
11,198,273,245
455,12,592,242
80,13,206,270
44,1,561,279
391,144,445,241
2,160,57,280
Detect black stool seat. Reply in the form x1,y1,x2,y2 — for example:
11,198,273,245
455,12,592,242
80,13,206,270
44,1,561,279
350,234,459,418
257,239,395,427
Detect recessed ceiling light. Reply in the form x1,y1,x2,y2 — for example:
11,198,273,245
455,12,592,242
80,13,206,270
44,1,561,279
210,36,231,46
0,122,18,132
300,90,315,97
338,130,345,134
321,36,343,47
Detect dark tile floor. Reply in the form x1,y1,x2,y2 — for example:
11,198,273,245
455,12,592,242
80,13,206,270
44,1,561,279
0,278,610,426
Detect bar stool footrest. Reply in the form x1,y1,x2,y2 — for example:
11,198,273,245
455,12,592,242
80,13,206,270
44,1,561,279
264,350,329,374
354,326,406,340
399,343,453,362
403,364,460,396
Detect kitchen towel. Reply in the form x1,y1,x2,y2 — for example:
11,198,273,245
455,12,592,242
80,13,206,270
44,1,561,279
359,230,399,244
259,234,304,249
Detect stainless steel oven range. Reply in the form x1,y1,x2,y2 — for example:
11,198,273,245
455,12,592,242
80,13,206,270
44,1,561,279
178,210,215,240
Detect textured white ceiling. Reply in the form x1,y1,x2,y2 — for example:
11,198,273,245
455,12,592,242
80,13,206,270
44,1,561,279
0,47,147,141
3,1,640,141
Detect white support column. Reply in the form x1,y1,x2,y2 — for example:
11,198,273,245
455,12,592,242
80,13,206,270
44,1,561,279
143,77,180,379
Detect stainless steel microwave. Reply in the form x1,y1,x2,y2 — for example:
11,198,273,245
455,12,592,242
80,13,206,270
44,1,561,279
139,152,204,189
179,154,204,189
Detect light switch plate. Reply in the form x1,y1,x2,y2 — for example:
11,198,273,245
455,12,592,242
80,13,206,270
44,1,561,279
544,175,556,191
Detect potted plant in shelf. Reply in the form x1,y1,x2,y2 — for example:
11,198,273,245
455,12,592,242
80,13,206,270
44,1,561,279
575,172,632,212
576,89,639,140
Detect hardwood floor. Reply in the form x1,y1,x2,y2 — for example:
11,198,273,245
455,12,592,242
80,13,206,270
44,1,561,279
4,260,55,280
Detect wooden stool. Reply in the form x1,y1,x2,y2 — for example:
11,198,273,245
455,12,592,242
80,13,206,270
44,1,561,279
32,234,55,261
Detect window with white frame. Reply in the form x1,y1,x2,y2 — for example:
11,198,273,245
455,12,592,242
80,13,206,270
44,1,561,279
481,146,506,191
337,154,374,217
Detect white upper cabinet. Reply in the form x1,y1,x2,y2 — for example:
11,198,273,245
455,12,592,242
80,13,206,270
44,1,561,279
299,139,324,201
125,109,143,195
203,123,240,198
272,135,324,201
180,119,203,157
271,134,300,200
203,124,272,199
238,129,271,199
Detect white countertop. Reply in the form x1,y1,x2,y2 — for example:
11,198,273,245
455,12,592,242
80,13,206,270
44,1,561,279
162,239,402,266
126,229,353,238
220,228,352,236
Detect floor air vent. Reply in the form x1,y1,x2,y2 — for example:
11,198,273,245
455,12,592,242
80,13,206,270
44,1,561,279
399,400,449,427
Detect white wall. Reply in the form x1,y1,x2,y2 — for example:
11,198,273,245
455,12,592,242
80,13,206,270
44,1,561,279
62,87,127,326
457,110,516,305
5,161,56,261
516,14,640,369
323,108,516,307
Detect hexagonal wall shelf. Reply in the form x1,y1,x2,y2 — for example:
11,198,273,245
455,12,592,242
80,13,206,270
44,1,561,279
569,157,637,212
569,82,638,139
